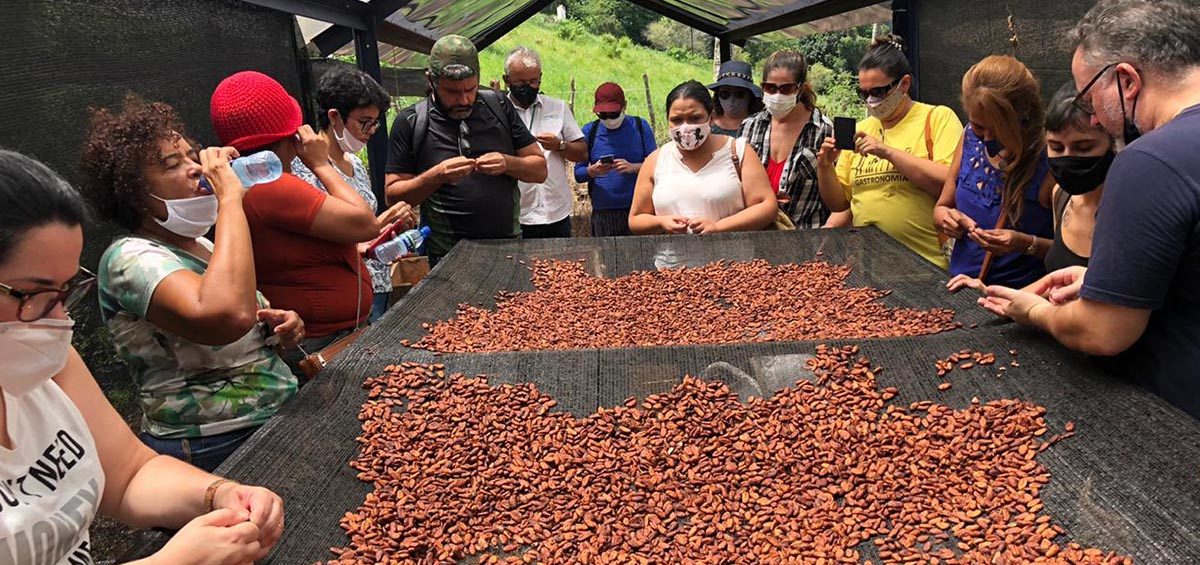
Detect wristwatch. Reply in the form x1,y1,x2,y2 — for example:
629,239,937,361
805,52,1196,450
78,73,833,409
1025,235,1039,255
557,139,566,152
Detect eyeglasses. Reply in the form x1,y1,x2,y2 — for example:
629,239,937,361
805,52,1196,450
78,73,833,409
506,78,542,90
597,112,621,120
457,120,471,156
761,82,800,96
337,110,385,135
716,89,748,100
857,78,901,101
355,116,384,135
1072,62,1119,114
0,267,97,322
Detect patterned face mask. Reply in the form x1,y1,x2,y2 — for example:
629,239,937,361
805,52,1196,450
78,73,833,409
670,123,710,151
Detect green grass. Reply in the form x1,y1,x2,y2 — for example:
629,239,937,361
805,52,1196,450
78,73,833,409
476,16,713,132
384,15,866,139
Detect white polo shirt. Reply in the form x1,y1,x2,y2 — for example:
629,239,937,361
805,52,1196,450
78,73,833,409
512,94,585,225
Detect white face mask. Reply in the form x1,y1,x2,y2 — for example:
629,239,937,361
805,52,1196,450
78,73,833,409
763,93,797,119
866,87,905,120
153,194,218,239
670,123,710,151
601,113,626,130
0,318,74,397
334,114,367,154
331,113,367,154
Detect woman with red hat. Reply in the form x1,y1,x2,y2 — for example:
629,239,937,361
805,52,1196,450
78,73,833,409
210,71,383,374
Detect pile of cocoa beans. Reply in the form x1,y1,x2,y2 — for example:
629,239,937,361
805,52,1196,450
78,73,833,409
408,260,959,353
327,346,1127,564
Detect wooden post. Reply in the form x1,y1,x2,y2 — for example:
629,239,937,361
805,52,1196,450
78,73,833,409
569,77,576,114
642,73,656,134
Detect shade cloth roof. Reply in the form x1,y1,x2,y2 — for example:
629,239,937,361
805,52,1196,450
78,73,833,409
278,0,889,61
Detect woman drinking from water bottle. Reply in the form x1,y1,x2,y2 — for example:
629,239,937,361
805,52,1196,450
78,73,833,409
79,94,299,471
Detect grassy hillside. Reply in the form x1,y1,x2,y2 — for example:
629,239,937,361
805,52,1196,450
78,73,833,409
390,15,866,135
398,15,714,134
478,17,714,130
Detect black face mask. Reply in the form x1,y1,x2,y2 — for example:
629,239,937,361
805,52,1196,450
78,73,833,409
509,84,539,108
1048,152,1114,195
984,138,1004,158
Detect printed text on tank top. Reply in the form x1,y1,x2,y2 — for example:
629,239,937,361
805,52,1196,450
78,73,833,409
1,382,104,565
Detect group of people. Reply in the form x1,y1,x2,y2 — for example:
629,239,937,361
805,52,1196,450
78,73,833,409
0,0,1197,562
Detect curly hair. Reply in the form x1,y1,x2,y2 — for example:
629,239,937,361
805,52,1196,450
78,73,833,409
315,67,391,130
79,94,186,231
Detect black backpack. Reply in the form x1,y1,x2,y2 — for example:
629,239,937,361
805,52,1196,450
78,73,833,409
585,116,648,161
400,90,513,157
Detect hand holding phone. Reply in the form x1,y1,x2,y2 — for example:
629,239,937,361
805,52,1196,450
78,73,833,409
834,117,857,151
600,155,615,164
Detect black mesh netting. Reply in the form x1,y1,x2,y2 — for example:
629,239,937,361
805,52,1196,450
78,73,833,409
127,229,1200,563
0,0,309,389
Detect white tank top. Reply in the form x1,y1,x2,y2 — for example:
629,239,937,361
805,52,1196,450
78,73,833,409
651,138,747,222
0,380,104,565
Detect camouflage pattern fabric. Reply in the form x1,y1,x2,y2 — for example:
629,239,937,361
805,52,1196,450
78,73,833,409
428,34,479,77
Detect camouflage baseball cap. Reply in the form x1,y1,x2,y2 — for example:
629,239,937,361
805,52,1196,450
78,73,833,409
428,35,480,78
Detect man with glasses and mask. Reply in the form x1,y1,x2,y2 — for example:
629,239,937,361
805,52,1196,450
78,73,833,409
980,0,1200,419
575,82,658,237
503,46,588,239
385,35,546,265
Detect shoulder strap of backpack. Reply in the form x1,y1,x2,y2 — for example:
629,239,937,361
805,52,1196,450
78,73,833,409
586,121,600,158
411,99,430,157
635,117,646,155
478,90,512,132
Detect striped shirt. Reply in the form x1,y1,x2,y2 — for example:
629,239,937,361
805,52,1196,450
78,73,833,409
739,107,834,229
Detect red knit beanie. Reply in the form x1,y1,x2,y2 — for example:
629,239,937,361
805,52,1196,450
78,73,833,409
210,71,303,152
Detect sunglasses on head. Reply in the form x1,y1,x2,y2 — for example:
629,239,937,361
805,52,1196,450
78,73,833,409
858,78,902,101
761,82,800,96
597,112,621,120
457,121,471,156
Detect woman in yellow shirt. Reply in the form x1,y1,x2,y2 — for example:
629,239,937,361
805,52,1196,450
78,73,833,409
815,35,964,268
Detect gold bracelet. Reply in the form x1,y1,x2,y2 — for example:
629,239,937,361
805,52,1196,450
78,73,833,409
204,478,236,512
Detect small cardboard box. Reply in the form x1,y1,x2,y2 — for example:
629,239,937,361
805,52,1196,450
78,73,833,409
389,256,430,304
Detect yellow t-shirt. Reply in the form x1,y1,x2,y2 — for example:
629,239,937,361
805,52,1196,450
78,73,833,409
835,102,963,269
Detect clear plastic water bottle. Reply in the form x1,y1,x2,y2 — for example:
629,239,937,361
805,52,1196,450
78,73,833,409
372,226,431,264
199,152,282,192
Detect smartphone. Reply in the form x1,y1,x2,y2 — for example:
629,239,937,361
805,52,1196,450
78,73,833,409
364,220,406,259
834,117,857,151
600,155,615,164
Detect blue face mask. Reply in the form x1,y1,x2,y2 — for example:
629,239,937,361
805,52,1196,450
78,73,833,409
984,138,1004,158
